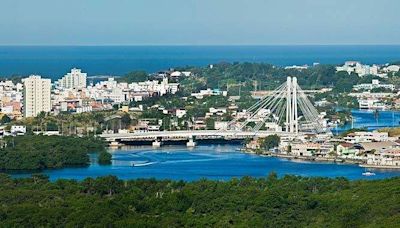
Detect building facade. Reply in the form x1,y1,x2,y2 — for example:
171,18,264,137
344,131,389,143
23,75,51,117
58,68,87,89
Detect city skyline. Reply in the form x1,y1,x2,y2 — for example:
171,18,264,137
1,0,400,45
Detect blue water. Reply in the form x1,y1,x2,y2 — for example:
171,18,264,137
1,45,400,78
3,46,400,181
10,145,400,181
8,109,400,181
334,109,400,134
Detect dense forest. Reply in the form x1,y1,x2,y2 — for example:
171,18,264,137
0,135,110,170
0,174,399,227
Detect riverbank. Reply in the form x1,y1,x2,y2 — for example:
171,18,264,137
360,164,400,169
242,148,400,170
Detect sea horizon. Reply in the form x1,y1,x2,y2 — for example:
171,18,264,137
1,44,400,46
1,45,400,79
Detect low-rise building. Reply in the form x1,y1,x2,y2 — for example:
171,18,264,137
358,99,387,110
191,89,227,99
284,65,308,70
208,107,227,116
336,61,381,77
381,65,400,73
10,125,26,135
175,109,186,118
193,117,206,130
358,141,399,153
348,92,396,99
344,131,389,143
353,80,395,91
170,71,192,78
367,149,400,167
246,139,261,150
214,121,228,130
336,142,361,159
291,142,334,157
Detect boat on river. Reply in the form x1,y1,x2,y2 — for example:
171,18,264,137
362,171,376,176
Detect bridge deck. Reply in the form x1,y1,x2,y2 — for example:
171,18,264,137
100,130,297,142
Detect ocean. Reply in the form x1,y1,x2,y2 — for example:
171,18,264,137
1,45,400,80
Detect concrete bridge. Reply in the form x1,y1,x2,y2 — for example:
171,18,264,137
100,130,297,147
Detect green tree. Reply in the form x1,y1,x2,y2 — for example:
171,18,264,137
98,151,112,165
258,134,280,150
121,113,131,129
0,135,108,170
118,71,148,83
0,115,11,124
205,118,215,130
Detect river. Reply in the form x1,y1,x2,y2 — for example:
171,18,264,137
10,144,400,181
9,109,400,181
334,109,400,134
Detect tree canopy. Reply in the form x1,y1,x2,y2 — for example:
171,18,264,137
258,134,280,150
0,135,110,170
0,174,399,227
118,71,148,83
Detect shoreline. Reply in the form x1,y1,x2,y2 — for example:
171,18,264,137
243,149,400,169
359,164,400,169
111,145,400,170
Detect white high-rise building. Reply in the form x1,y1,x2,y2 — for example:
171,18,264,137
23,75,51,117
58,68,87,89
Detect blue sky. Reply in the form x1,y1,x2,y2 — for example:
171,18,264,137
1,0,399,45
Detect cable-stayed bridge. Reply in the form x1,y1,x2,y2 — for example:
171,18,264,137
100,77,331,146
227,77,328,134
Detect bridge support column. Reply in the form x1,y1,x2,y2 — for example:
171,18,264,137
186,137,196,147
152,140,162,148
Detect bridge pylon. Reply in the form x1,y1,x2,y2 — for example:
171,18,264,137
227,76,330,135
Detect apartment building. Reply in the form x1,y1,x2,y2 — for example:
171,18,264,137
23,75,51,117
58,68,87,89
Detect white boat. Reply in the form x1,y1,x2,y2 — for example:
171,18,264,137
109,141,121,148
362,171,376,176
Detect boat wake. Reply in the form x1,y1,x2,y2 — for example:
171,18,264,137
131,161,158,167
